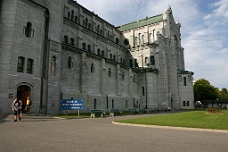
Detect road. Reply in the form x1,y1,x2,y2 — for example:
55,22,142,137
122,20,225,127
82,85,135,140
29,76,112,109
0,113,228,152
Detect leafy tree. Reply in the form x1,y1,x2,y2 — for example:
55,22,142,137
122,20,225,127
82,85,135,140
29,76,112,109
218,88,228,100
193,78,218,101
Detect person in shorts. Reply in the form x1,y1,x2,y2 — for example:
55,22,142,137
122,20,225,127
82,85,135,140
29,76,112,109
11,98,22,122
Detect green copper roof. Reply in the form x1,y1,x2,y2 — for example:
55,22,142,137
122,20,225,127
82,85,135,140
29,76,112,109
118,14,163,31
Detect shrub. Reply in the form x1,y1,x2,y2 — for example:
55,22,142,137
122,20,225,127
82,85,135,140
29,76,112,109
206,108,221,113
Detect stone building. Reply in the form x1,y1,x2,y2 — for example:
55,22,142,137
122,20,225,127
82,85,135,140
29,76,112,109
0,0,194,116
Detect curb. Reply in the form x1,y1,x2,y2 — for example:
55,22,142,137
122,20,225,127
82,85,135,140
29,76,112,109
112,121,228,133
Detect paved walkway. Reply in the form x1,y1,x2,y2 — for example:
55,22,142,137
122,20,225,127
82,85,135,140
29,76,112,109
1,113,228,152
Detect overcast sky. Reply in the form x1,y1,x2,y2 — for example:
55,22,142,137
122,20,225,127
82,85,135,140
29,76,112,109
76,0,228,90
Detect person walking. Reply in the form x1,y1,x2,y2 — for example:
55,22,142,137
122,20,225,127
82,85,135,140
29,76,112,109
25,97,31,114
11,98,22,122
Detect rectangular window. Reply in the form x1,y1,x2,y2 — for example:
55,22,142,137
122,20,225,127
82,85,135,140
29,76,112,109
17,57,25,73
142,87,145,96
125,100,128,108
27,58,33,74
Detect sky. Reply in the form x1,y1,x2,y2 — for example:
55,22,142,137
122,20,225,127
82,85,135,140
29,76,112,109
76,0,228,90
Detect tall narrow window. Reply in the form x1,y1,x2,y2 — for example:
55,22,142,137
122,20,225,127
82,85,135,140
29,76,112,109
91,63,94,73
112,99,114,109
183,101,186,106
94,99,97,109
129,59,133,68
68,57,73,69
110,54,112,60
184,77,187,86
71,10,74,21
138,33,141,44
70,38,74,46
101,50,104,57
113,55,116,61
64,35,68,44
27,58,33,74
51,56,57,76
187,101,190,106
97,49,100,55
150,56,155,65
75,16,77,23
142,87,145,96
106,96,109,108
125,100,128,108
141,35,144,43
17,57,25,73
87,45,91,52
108,68,111,77
25,22,33,38
134,59,138,67
82,43,86,50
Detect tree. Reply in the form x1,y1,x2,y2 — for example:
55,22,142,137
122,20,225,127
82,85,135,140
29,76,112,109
218,88,228,100
193,78,218,101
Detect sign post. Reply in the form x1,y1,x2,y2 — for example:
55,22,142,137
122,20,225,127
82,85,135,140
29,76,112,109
60,99,83,117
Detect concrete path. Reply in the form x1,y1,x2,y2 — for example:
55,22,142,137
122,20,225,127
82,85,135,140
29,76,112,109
0,113,228,152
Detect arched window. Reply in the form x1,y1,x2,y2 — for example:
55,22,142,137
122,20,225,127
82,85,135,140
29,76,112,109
68,11,70,19
184,77,187,86
97,49,100,55
71,10,74,21
153,29,156,41
129,59,133,68
82,43,86,50
183,101,186,106
27,58,33,74
108,68,111,77
75,16,77,23
150,56,155,65
141,35,144,43
110,54,112,60
70,38,74,46
51,56,57,76
116,38,119,44
113,55,116,61
138,33,141,44
91,63,94,73
68,57,73,69
149,33,152,43
145,57,148,64
64,35,68,44
134,59,138,67
17,56,25,73
187,101,190,106
87,45,91,52
97,25,100,33
88,23,91,29
25,22,33,38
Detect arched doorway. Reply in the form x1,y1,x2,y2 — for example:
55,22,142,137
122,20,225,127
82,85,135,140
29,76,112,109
17,85,31,111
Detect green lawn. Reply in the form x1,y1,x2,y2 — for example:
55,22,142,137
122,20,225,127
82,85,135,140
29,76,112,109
116,110,228,130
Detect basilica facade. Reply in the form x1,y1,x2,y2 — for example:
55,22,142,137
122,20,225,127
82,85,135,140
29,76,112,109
0,0,194,116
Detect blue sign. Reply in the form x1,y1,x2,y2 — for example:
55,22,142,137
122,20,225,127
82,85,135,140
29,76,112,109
60,99,83,110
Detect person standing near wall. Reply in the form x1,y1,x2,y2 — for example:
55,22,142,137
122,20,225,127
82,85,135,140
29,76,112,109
11,98,22,122
25,97,31,114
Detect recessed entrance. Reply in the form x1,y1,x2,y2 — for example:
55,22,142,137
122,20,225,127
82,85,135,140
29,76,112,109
17,85,31,110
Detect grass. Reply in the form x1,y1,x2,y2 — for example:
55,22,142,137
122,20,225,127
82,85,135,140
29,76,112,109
116,110,228,130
